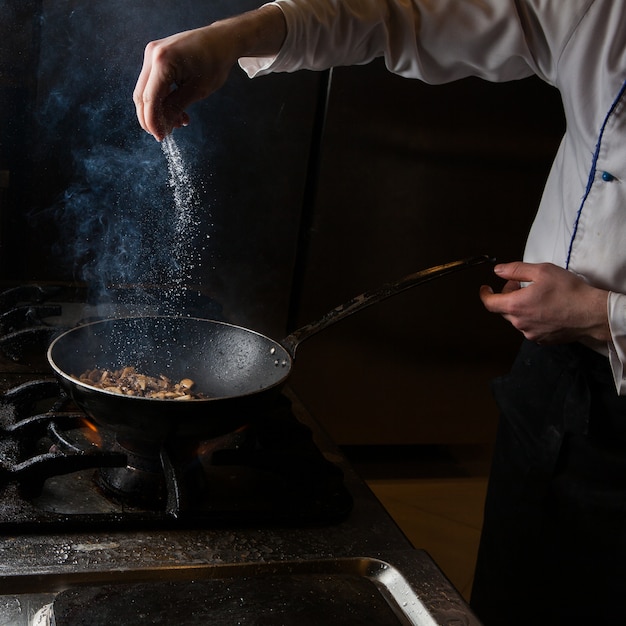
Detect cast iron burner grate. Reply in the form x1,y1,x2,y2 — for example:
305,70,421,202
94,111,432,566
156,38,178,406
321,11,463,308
0,379,353,532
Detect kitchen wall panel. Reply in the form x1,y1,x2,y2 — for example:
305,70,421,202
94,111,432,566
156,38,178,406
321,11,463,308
0,3,566,446
290,60,565,445
0,0,320,339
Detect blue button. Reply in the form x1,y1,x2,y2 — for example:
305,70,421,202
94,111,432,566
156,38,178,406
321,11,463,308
602,171,616,182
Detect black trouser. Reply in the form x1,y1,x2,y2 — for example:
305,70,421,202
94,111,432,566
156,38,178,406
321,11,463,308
470,340,626,626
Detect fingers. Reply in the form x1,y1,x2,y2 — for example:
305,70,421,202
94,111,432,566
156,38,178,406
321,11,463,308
134,40,186,141
479,284,506,314
142,70,172,141
479,276,524,317
493,261,537,284
133,47,153,133
134,22,240,140
478,261,607,345
134,42,169,140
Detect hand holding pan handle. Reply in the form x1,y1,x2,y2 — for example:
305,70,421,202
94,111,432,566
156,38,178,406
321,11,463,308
281,254,495,357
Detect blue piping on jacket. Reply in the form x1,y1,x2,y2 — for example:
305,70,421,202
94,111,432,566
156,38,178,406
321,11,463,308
566,78,626,269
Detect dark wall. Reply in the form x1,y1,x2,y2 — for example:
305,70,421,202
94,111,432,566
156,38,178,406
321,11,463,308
0,0,320,338
1,3,567,446
289,60,565,445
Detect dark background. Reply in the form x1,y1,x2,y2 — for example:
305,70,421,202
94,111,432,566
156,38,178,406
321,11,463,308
0,1,565,445
0,0,321,333
290,64,564,445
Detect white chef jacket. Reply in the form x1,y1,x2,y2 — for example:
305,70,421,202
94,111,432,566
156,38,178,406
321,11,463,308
240,0,626,393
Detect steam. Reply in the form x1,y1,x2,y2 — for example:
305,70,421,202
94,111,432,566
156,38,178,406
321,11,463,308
28,0,216,312
4,0,295,335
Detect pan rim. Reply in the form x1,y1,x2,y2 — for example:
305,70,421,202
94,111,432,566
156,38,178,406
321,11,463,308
46,315,294,403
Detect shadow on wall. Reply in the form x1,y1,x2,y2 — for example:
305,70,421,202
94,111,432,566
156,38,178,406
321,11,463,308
290,61,565,446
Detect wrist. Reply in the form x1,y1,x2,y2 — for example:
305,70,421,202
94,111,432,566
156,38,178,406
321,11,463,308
214,4,287,61
588,288,611,342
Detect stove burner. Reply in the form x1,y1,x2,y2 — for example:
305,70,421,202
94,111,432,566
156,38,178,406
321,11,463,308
0,285,67,368
0,380,353,531
97,440,167,509
0,285,352,530
93,426,250,510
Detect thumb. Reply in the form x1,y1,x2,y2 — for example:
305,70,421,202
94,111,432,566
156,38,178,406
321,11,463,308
494,261,534,283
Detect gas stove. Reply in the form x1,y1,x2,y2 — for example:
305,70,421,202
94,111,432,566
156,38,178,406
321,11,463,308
0,284,352,529
0,379,353,531
0,283,481,626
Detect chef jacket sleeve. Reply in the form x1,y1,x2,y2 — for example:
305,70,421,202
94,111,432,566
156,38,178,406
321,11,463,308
239,0,594,85
607,292,626,394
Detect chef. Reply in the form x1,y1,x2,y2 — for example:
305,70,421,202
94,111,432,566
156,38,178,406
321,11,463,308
134,1,626,623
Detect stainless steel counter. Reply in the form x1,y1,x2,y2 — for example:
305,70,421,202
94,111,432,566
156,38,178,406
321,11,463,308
0,390,481,625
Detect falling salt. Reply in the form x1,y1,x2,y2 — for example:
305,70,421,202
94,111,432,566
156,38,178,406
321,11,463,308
160,134,205,313
162,134,198,240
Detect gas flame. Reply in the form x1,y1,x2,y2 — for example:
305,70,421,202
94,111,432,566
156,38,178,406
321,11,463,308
80,417,103,448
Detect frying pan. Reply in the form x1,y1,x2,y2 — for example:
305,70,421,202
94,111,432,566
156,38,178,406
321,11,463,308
47,255,492,443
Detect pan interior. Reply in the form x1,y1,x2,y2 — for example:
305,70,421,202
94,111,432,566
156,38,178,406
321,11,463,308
48,317,292,399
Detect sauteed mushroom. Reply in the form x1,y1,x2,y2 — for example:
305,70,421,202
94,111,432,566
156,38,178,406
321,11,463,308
76,367,207,400
48,257,492,442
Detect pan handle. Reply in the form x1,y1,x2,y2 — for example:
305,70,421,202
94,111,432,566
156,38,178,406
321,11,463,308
280,254,495,357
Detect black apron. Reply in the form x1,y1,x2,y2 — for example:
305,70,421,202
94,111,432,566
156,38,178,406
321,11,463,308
470,340,626,626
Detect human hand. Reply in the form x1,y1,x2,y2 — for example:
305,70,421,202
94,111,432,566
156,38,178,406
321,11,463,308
133,6,287,141
133,25,238,141
479,261,610,345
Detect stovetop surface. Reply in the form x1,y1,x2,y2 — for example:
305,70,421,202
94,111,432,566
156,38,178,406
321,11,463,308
0,283,355,530
0,381,353,531
0,284,481,625
0,386,416,590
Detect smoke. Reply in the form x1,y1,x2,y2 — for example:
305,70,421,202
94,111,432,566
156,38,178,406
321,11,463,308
3,0,313,335
29,0,221,308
